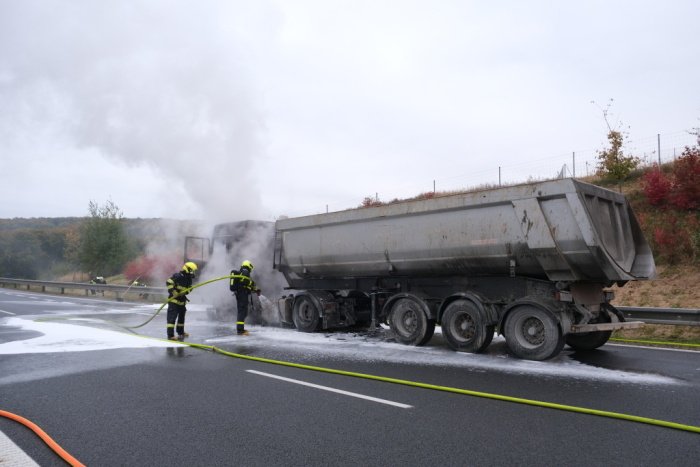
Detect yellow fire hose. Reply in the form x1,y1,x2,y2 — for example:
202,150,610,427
10,275,699,465
126,274,235,329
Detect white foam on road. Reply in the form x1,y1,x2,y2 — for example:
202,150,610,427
0,317,181,354
0,315,681,386
208,326,681,386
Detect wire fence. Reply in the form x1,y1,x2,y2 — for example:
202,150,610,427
441,129,698,190
338,130,700,212
277,128,699,218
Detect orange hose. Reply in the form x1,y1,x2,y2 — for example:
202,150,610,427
0,409,85,467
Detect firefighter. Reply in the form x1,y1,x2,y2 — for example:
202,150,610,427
89,276,106,295
166,262,197,341
230,260,258,336
132,279,149,299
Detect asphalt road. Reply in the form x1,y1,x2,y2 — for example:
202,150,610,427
1,289,699,466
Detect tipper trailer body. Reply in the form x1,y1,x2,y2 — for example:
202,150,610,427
273,179,655,360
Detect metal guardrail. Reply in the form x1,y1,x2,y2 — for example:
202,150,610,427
0,277,167,301
0,277,698,325
617,306,700,327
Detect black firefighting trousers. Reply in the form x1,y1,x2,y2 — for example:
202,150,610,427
166,303,187,338
235,291,250,333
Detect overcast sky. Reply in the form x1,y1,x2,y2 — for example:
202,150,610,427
1,0,698,222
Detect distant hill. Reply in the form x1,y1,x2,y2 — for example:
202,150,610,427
0,217,201,280
0,217,84,231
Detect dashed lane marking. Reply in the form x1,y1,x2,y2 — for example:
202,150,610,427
246,369,413,409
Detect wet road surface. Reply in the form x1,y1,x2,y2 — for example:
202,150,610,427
1,289,699,466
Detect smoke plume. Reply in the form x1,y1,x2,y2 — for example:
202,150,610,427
0,0,277,221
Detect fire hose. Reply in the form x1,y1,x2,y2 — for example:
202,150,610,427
7,275,699,465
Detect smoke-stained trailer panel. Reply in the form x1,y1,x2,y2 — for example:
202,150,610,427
272,179,655,360
274,179,655,288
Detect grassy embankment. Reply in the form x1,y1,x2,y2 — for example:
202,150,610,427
600,170,700,346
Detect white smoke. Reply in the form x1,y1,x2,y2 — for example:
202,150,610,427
188,221,289,324
0,0,280,221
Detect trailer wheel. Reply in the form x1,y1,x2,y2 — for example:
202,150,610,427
293,296,321,332
441,300,494,353
565,306,613,351
389,298,435,346
504,305,563,360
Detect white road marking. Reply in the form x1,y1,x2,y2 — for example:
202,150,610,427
608,343,700,354
246,370,413,409
0,429,40,466
0,309,15,315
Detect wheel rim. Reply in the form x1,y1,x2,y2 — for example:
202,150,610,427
396,308,418,335
519,316,545,347
505,305,563,360
451,311,476,343
390,299,429,343
297,300,315,327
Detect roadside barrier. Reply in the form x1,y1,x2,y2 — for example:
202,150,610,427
611,337,700,348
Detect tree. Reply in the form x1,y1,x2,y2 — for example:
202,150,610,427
0,230,43,279
123,254,181,284
642,166,671,206
669,146,700,210
78,200,131,276
592,99,640,187
63,226,83,280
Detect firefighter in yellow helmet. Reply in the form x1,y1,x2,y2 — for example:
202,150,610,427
166,261,197,340
229,260,257,335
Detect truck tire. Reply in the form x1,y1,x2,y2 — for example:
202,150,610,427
293,296,321,332
565,330,612,351
504,305,564,360
565,306,613,351
441,300,494,353
389,298,435,346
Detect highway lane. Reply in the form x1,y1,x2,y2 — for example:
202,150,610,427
1,289,699,466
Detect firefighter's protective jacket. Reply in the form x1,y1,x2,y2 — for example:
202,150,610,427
167,271,192,306
230,267,256,293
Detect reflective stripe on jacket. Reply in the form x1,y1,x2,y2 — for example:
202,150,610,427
167,271,192,306
230,268,256,292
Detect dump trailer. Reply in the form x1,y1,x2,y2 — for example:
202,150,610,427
273,179,655,360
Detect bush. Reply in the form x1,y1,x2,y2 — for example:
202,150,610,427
644,210,699,264
670,147,700,210
123,255,181,285
360,196,384,208
641,147,699,211
642,166,671,206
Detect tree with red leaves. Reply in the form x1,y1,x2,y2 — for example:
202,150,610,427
123,255,181,285
670,147,700,210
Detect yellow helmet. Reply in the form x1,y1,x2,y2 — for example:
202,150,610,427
182,261,198,274
241,260,254,271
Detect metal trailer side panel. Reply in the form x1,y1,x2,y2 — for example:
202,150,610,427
274,179,655,287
